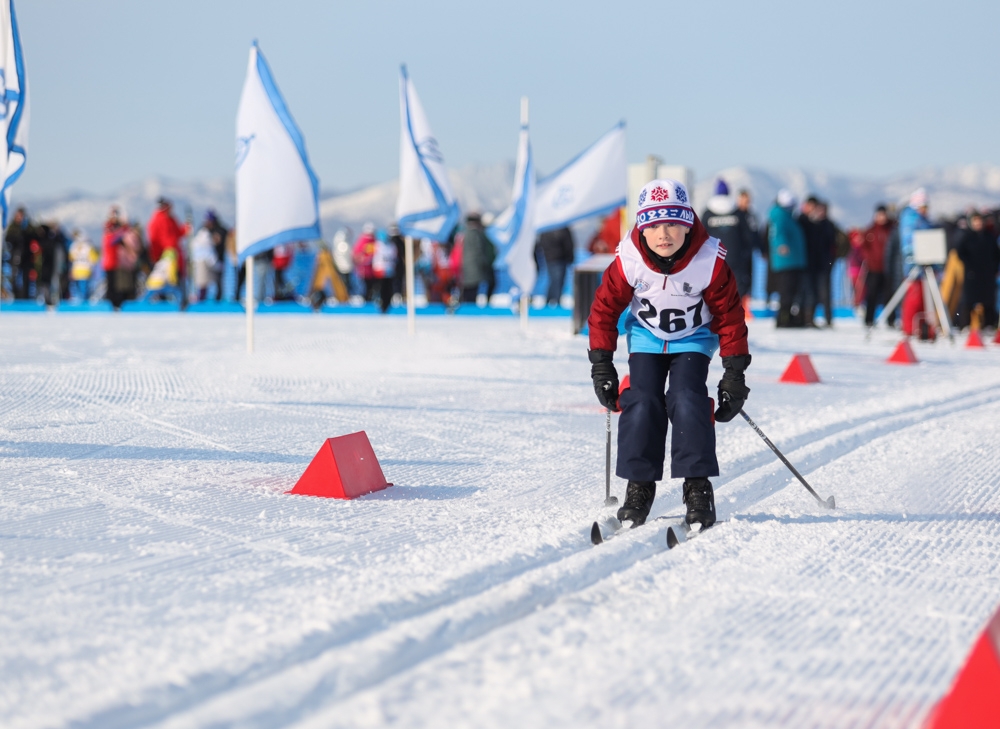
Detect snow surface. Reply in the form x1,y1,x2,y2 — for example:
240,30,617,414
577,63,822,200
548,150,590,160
2,313,1000,728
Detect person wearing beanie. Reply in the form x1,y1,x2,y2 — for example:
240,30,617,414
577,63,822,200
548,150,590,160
768,190,807,327
702,178,760,305
587,179,750,531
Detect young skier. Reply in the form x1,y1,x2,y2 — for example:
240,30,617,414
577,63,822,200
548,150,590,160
587,179,751,529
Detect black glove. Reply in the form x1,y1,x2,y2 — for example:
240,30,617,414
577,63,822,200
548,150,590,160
715,354,751,423
588,349,619,411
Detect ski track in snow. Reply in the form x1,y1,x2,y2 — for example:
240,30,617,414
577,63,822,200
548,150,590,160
2,315,999,728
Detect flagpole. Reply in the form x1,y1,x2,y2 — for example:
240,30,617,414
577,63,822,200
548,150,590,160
246,256,254,353
405,236,416,336
520,96,530,332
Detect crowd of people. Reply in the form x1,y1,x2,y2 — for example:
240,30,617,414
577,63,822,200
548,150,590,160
3,184,998,334
685,179,1000,336
2,198,230,310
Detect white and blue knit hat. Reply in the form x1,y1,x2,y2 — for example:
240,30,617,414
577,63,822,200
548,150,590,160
635,179,695,231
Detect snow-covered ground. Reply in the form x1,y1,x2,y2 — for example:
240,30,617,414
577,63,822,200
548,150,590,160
2,313,999,729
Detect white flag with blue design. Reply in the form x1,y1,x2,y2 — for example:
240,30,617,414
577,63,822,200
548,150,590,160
395,65,459,242
0,0,28,229
534,122,626,233
235,42,320,262
488,124,536,293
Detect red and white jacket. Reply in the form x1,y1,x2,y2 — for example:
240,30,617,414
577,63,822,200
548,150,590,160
587,216,749,358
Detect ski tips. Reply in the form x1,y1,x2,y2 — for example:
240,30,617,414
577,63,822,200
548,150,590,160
590,522,603,545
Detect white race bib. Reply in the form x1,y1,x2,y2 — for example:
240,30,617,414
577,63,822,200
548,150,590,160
617,233,724,341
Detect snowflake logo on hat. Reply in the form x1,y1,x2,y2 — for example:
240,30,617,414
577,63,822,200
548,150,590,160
637,189,647,206
650,186,670,203
675,186,688,204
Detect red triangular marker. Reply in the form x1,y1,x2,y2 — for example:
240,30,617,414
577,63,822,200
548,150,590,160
924,609,1000,728
994,328,1000,345
779,353,820,383
966,330,985,348
287,431,392,499
887,340,919,364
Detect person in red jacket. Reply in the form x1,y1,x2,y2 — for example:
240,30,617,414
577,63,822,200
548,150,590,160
860,205,894,327
102,206,126,309
587,179,750,530
147,197,190,283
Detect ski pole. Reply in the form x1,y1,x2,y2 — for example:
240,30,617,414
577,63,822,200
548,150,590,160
739,408,835,509
604,409,618,506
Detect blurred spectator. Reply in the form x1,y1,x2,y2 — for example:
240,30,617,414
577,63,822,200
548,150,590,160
145,248,178,295
68,230,98,302
702,180,761,308
372,229,398,313
459,212,496,305
117,222,142,302
802,198,837,327
35,221,69,306
847,227,865,307
955,210,1000,329
536,225,574,306
203,210,229,301
352,223,377,302
768,189,807,327
271,244,294,301
147,197,191,304
5,206,35,299
898,188,932,337
189,221,218,302
860,205,894,326
735,189,763,306
331,228,354,278
389,223,407,301
102,207,126,309
308,239,349,308
588,211,622,254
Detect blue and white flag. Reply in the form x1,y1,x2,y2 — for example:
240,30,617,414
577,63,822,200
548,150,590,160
0,0,27,230
235,42,320,263
534,122,626,233
488,123,536,293
395,65,459,242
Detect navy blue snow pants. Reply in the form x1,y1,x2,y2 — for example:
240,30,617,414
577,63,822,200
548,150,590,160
616,352,719,482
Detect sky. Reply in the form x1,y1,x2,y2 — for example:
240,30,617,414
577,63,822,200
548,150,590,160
14,0,1000,197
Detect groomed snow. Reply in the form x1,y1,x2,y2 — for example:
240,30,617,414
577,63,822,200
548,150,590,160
2,313,999,728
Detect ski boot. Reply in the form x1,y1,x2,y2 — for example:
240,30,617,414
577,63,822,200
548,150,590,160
683,477,716,529
617,480,656,528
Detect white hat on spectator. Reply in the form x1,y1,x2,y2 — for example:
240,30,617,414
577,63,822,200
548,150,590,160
909,188,929,209
776,189,797,209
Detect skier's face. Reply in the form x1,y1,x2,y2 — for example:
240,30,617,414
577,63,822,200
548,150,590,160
643,223,687,256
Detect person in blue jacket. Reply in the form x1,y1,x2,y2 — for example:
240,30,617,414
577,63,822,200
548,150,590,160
767,189,807,327
897,188,933,336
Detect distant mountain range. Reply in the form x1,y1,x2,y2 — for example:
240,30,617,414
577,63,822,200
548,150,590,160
17,163,1000,244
